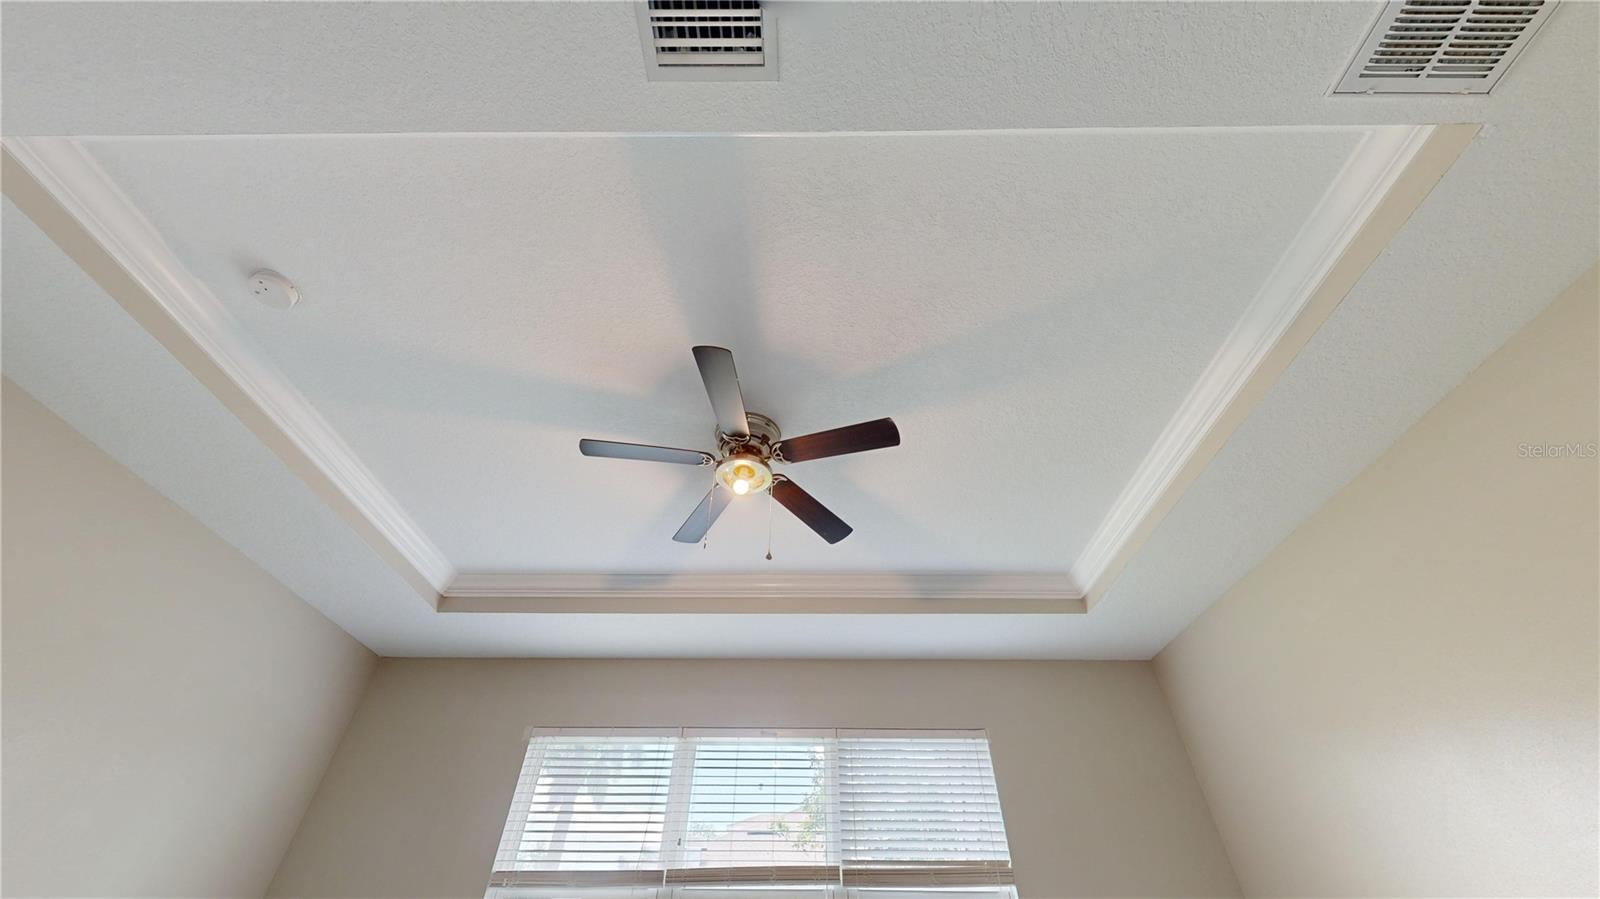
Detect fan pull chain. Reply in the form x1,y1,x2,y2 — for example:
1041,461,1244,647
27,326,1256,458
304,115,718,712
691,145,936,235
765,485,774,561
703,469,714,550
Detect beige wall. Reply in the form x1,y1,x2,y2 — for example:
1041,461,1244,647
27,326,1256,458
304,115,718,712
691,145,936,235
1,379,378,898
1155,267,1600,897
268,658,1241,898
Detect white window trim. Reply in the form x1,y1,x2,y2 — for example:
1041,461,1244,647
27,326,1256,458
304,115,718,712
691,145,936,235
490,727,1015,898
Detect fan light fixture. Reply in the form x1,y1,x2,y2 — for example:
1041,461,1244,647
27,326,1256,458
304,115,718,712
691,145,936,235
578,345,902,546
716,453,771,497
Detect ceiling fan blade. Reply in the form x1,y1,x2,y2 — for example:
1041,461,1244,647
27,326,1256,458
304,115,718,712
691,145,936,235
672,485,733,543
579,439,713,466
691,345,751,438
777,418,900,463
771,477,853,544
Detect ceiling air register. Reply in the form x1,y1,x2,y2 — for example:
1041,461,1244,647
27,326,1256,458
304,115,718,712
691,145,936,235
1334,0,1557,94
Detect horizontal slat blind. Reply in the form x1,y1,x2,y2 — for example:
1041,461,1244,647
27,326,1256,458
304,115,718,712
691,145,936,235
838,734,1012,887
487,728,1012,896
671,731,835,883
490,732,675,888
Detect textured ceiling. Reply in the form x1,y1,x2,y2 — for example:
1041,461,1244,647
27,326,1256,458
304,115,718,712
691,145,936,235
0,1,1576,135
76,129,1360,571
1,1,1595,657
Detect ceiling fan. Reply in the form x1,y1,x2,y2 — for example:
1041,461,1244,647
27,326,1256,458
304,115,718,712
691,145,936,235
579,346,900,546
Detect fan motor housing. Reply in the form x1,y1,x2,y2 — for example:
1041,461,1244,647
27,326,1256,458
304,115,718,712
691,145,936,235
716,411,780,461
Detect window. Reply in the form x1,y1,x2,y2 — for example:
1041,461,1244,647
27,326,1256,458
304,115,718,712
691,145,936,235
487,728,1015,899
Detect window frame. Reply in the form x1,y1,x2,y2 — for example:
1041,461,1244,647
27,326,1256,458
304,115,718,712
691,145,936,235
488,727,1014,898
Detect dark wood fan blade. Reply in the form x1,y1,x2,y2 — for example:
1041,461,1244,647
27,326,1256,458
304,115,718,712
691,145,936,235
579,439,713,466
771,477,852,544
692,346,751,438
777,418,900,463
672,485,733,543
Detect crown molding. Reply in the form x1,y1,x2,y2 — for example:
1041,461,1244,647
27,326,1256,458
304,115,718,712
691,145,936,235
2,136,456,600
1070,123,1476,606
443,572,1084,614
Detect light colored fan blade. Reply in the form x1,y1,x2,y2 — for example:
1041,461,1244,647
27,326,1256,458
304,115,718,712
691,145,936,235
672,485,734,543
579,439,713,466
691,345,750,438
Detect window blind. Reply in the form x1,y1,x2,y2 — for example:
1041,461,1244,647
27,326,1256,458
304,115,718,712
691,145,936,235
668,729,837,886
839,734,1010,888
490,731,676,888
487,728,1013,898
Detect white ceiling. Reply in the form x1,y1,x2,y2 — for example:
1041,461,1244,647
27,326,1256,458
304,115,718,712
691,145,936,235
1,1,1595,657
0,1,1581,134
76,129,1361,572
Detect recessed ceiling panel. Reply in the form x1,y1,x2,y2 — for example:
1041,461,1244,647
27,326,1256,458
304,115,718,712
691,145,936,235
77,130,1362,572
2,0,1593,656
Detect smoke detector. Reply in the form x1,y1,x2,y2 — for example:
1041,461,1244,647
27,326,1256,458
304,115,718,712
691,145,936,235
636,0,777,82
248,269,301,309
1334,0,1558,94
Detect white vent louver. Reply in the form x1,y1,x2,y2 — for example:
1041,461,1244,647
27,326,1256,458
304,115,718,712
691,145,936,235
648,0,764,66
1334,0,1557,94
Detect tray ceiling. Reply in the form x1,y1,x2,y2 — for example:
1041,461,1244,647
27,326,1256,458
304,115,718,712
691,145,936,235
72,129,1367,576
1,1,1593,657
4,122,1454,612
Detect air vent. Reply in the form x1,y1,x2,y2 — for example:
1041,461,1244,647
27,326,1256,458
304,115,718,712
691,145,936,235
636,1,777,81
1333,0,1557,94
